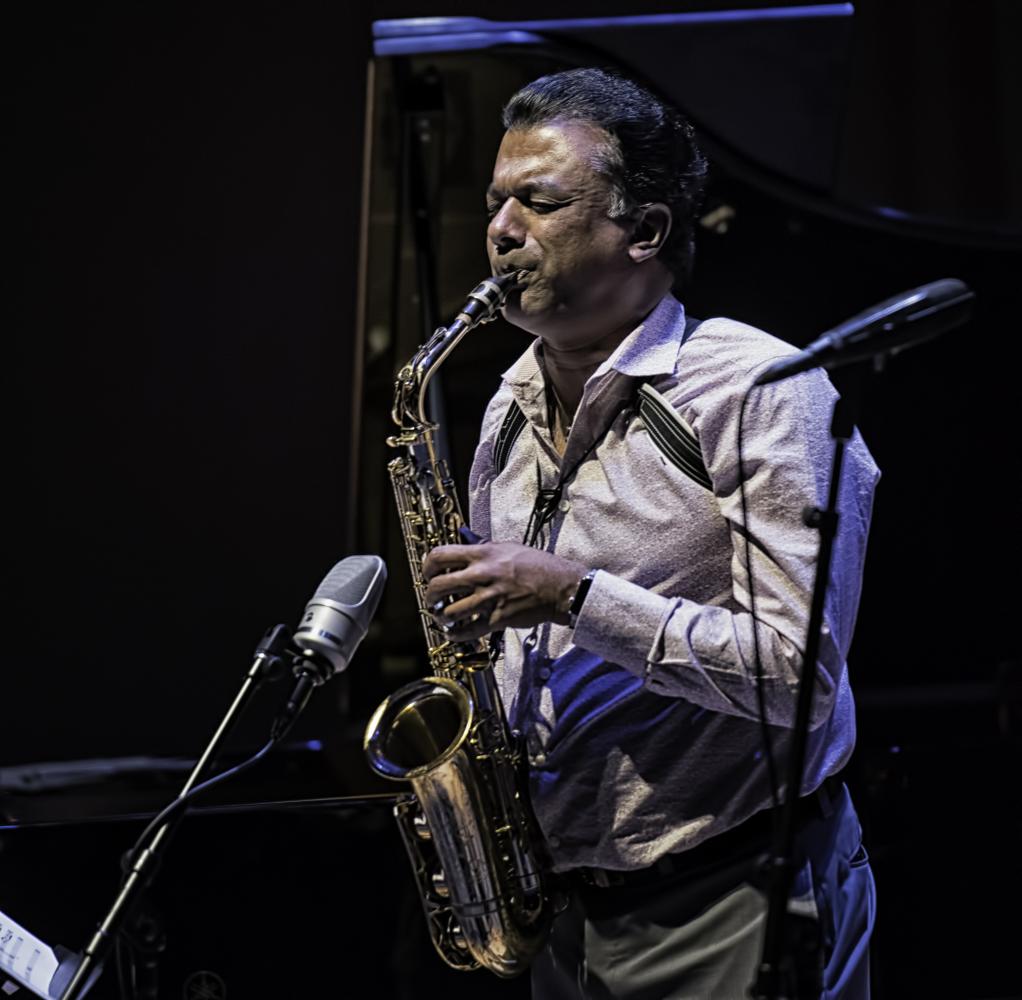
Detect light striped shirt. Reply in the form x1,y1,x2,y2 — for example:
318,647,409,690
468,293,880,872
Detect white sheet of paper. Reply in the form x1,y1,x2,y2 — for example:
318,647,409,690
0,909,59,999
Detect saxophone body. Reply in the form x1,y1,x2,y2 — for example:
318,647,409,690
363,273,553,977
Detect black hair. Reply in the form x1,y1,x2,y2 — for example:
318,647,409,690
502,67,708,283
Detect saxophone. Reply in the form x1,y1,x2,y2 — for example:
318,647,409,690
363,272,553,978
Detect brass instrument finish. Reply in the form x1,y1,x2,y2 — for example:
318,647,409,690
364,272,552,977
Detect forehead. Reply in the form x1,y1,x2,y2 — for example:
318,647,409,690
489,121,611,192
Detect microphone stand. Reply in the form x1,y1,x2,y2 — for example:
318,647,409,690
59,624,294,1000
752,360,874,1000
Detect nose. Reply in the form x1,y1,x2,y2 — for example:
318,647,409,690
487,199,526,253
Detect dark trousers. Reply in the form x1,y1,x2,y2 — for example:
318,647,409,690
532,785,875,1000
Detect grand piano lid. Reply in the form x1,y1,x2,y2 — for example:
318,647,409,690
370,6,1021,247
373,6,853,197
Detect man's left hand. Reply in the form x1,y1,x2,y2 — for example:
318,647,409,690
422,542,587,641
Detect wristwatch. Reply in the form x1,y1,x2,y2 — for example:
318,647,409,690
567,569,597,629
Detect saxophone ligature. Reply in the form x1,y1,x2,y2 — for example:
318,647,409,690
363,271,554,978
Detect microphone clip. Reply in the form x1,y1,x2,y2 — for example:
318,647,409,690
252,624,295,682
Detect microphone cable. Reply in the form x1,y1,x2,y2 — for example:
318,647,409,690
112,688,310,1000
120,689,309,876
737,380,780,812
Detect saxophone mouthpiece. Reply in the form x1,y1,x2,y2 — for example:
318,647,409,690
498,268,528,288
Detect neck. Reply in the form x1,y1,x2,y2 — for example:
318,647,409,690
540,287,671,415
540,331,622,415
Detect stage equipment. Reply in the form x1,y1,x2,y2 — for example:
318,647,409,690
751,278,973,999
754,278,975,385
55,556,386,1000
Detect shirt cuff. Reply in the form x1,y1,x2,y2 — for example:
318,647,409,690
570,570,675,680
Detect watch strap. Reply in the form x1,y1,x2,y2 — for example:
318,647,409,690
568,569,597,628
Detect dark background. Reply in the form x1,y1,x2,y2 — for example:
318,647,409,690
6,2,1021,998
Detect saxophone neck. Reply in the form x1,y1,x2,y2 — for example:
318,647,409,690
390,272,525,433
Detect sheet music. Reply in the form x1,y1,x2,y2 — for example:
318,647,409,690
0,910,60,999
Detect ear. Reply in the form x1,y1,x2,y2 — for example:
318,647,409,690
627,202,672,263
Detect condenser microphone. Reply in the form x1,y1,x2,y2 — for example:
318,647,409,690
273,555,387,738
754,278,974,386
292,555,388,683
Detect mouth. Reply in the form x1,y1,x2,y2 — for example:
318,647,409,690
496,267,534,293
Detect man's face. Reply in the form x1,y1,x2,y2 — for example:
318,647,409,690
486,121,635,347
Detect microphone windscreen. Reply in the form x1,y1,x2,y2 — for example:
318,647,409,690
313,555,387,610
295,556,388,681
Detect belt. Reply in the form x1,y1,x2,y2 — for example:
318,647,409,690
566,776,844,891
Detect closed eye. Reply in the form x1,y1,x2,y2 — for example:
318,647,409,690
486,196,564,218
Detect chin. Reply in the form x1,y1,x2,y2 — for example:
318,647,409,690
501,290,552,336
500,305,538,336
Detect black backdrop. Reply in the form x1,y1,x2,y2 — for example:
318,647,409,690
10,4,369,762
7,3,1022,998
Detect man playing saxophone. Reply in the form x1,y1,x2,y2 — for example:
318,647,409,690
423,68,878,999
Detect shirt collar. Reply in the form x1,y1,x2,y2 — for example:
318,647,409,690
501,293,686,391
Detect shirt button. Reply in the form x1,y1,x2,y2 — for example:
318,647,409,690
537,665,551,681
531,753,547,767
547,834,560,848
558,499,571,513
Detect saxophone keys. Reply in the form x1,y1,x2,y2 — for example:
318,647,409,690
450,926,468,953
431,871,450,899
